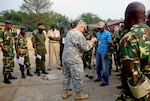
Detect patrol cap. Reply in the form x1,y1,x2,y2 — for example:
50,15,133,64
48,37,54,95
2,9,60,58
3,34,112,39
20,26,28,30
5,20,13,24
77,20,87,30
38,25,45,30
98,21,105,28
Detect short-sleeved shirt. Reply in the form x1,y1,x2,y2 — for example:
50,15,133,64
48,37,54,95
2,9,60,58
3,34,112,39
0,29,14,57
97,29,112,54
47,29,60,43
15,33,28,50
32,31,46,47
120,24,150,82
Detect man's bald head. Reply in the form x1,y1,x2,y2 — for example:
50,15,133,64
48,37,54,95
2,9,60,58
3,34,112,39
124,2,146,30
125,2,145,14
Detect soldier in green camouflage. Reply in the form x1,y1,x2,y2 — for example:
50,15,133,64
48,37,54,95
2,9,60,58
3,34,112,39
0,20,17,84
108,26,120,75
82,26,93,69
146,12,150,27
15,26,33,78
116,2,150,100
32,25,49,76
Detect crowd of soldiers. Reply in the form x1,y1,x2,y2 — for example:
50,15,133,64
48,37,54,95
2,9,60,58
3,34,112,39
0,1,150,100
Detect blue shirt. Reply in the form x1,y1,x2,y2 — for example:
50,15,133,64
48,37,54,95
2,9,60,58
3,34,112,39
97,29,112,54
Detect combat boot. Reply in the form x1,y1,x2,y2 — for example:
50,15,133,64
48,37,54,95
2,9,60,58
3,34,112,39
42,69,49,74
35,69,40,76
75,92,88,100
4,75,11,84
21,71,26,78
8,74,17,79
27,70,33,76
62,89,72,99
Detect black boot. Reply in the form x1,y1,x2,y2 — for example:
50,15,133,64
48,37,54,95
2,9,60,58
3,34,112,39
88,63,92,69
42,69,49,74
35,69,40,76
83,62,87,69
34,69,38,74
21,71,26,78
27,70,33,76
4,75,11,84
8,73,17,79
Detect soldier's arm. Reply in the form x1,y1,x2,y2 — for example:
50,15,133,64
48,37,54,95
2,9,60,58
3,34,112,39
33,42,37,55
0,32,7,52
77,33,95,52
121,35,145,86
0,42,7,52
14,37,19,58
49,36,60,41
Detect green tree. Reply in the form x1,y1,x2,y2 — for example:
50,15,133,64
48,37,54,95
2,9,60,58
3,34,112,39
20,0,53,13
77,13,102,24
20,0,53,29
0,10,22,25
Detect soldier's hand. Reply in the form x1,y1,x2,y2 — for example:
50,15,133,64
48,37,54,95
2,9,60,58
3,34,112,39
35,50,37,56
104,53,109,59
16,53,19,59
2,47,7,52
91,37,97,43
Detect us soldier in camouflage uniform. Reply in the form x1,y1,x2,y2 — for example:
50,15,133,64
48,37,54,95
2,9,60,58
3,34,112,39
62,20,96,100
82,26,93,69
116,2,150,101
15,26,33,78
32,25,49,76
0,20,17,84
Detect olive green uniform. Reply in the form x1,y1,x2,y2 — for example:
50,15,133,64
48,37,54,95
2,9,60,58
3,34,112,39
32,31,46,71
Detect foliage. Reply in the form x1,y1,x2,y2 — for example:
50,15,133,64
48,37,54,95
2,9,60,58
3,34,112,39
20,0,53,14
76,12,102,24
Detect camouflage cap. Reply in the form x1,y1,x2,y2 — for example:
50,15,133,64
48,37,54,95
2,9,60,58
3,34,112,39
77,20,87,30
5,20,13,24
38,25,45,30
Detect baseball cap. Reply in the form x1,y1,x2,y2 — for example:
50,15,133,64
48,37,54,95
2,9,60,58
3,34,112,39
77,20,87,30
98,21,105,28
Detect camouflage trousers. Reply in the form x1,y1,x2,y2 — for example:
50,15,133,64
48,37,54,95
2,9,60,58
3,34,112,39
62,62,84,92
3,56,14,75
82,50,92,65
36,46,46,70
19,50,31,71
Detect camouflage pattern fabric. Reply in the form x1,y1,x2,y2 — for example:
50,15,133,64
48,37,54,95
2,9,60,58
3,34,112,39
0,29,14,75
32,31,46,70
82,31,93,67
62,28,93,92
15,33,31,70
116,24,150,101
109,31,120,72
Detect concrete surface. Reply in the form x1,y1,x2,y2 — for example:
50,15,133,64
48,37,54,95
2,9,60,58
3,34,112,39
0,51,121,101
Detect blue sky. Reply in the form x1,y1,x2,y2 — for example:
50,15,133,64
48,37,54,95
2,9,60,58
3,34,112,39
0,0,150,20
